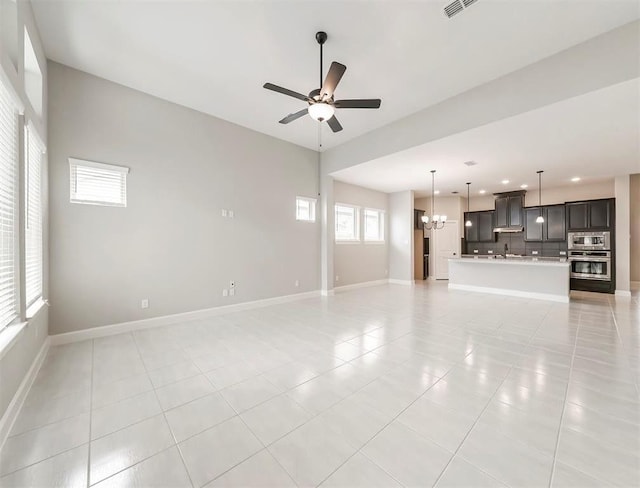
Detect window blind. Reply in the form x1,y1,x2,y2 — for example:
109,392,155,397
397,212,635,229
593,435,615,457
69,158,129,207
0,80,19,329
25,123,45,307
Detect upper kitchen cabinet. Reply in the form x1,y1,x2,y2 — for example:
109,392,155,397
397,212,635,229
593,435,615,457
545,204,566,241
566,199,613,231
414,209,425,230
525,204,566,242
493,191,525,230
465,211,495,242
464,212,479,242
478,211,495,242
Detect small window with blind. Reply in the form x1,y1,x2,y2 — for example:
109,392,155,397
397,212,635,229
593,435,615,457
364,208,385,242
296,196,316,222
69,158,129,207
0,79,19,330
25,123,45,308
335,204,360,242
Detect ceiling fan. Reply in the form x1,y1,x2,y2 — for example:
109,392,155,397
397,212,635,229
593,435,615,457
263,31,382,133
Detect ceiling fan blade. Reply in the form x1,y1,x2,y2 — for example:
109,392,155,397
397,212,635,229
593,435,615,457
279,108,308,124
320,62,346,99
334,99,381,109
326,115,343,133
263,83,310,102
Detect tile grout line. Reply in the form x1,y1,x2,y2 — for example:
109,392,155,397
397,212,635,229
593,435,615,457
86,339,95,488
427,303,555,488
130,330,197,488
606,297,640,397
546,304,582,487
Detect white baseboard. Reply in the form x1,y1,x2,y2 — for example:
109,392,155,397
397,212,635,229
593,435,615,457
615,290,632,297
388,279,415,286
321,289,335,297
334,279,389,292
0,337,50,450
50,290,321,346
448,283,570,303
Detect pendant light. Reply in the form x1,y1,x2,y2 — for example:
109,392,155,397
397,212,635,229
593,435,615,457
421,170,447,230
465,182,472,227
536,170,544,224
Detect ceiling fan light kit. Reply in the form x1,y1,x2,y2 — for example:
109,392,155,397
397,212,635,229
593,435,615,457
263,31,382,133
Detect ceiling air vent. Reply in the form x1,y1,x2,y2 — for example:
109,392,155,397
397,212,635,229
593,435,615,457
444,1,464,18
463,160,478,167
444,0,480,19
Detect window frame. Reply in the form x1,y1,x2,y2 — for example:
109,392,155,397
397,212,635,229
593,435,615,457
69,158,129,207
295,196,316,223
363,207,385,243
334,203,360,243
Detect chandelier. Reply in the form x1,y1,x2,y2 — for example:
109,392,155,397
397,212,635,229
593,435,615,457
421,170,447,231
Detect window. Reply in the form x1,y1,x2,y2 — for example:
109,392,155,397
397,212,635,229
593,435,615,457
25,123,45,307
69,158,129,207
296,196,316,222
0,79,19,329
335,204,359,241
364,208,385,242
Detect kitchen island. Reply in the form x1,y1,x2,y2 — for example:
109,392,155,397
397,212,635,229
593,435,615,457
448,257,570,303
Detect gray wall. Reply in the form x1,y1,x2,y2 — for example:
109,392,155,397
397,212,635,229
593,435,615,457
0,0,49,423
389,190,414,282
48,62,320,335
333,181,389,287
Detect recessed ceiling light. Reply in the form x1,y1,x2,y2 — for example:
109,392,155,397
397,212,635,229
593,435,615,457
502,179,510,185
434,190,440,195
571,177,581,182
479,190,486,194
520,184,528,189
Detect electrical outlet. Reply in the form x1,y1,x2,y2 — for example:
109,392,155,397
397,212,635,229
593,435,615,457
473,249,479,254
221,209,227,217
229,280,235,289
294,280,299,287
141,299,149,309
335,275,340,282
488,250,494,254
532,250,539,255
222,289,228,297
228,210,234,219
229,288,235,296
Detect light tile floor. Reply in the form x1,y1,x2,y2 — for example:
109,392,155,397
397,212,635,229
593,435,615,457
1,282,639,487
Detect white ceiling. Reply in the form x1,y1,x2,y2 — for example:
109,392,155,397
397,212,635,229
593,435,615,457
331,79,640,196
31,0,639,151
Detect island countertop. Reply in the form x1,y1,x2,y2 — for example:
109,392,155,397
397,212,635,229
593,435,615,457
453,256,570,268
448,257,570,303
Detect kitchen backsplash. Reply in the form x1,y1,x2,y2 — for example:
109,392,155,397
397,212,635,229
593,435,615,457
463,233,568,257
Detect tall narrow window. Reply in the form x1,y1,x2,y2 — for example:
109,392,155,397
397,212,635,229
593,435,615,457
364,208,385,242
335,204,360,242
69,158,129,207
0,80,19,329
25,123,45,308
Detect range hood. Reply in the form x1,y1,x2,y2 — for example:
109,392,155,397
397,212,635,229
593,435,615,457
493,226,524,233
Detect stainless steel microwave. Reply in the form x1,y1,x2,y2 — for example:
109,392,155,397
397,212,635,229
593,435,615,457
567,231,610,251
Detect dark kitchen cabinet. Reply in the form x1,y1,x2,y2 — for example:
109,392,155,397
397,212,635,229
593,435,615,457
478,211,495,242
545,205,566,241
414,209,425,230
566,199,613,231
494,192,524,229
463,211,495,243
525,207,543,241
524,204,566,242
464,212,479,242
567,203,588,230
589,200,610,229
495,197,509,228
